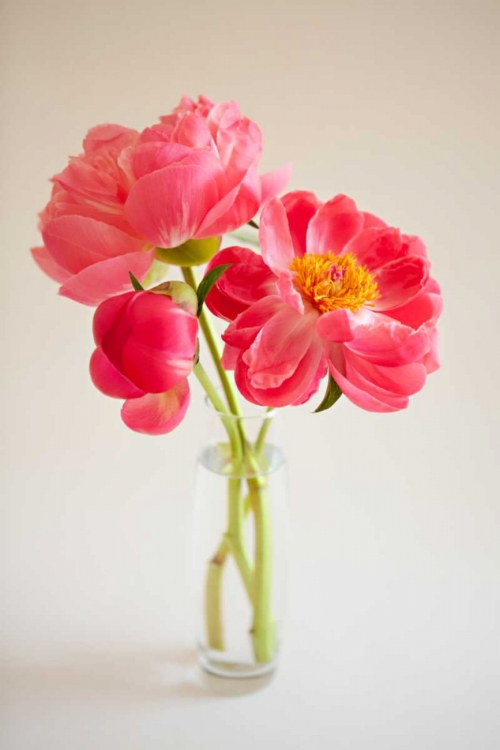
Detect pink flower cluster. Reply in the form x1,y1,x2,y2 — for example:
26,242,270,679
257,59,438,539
32,95,442,434
32,95,290,306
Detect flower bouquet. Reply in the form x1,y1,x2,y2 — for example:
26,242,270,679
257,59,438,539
32,95,442,678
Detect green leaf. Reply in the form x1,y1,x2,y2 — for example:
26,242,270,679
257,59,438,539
314,373,342,413
248,219,259,229
129,272,144,291
196,264,231,316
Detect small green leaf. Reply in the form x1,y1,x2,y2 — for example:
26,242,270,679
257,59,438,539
196,264,232,316
248,219,259,229
129,272,144,291
314,373,342,413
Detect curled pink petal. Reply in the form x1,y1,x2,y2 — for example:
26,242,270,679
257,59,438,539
276,271,304,313
306,194,364,255
344,311,431,367
90,347,143,399
343,227,404,270
205,246,276,322
130,142,194,180
221,343,240,370
374,255,429,311
31,246,72,284
327,346,405,413
121,379,190,435
260,198,295,275
282,191,322,257
344,350,427,397
260,163,293,203
42,215,144,275
241,308,318,390
125,158,221,248
198,166,261,238
293,357,327,405
60,249,155,306
222,296,285,350
385,278,443,329
236,337,323,407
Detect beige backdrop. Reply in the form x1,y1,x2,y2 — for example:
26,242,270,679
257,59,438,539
1,1,499,748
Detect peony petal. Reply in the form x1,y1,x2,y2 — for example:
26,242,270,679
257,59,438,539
42,215,145,274
60,250,155,306
171,112,214,149
343,310,431,367
385,278,443,329
221,343,240,370
306,194,364,255
327,345,406,413
125,158,221,248
130,142,195,180
260,163,293,203
316,308,357,343
222,296,286,350
204,246,276,322
343,227,404,270
215,117,262,186
293,356,327,405
197,166,261,238
241,308,318,389
374,255,429,311
90,347,143,399
83,124,139,156
93,292,135,345
121,379,190,435
53,161,123,208
276,270,304,313
419,325,440,373
31,245,72,283
361,212,387,229
236,336,323,407
282,190,322,257
259,198,295,275
344,349,427,396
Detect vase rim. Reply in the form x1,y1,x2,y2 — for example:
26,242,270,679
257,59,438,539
203,392,277,421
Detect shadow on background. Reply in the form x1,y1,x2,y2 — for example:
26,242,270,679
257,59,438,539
0,646,274,705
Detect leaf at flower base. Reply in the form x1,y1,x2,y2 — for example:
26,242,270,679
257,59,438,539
196,264,232,316
314,373,342,413
129,271,144,291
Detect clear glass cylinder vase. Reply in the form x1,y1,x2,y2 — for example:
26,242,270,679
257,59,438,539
192,403,288,678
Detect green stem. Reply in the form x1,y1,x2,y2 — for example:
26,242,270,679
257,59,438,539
226,478,254,601
193,361,241,461
182,266,243,419
250,484,274,663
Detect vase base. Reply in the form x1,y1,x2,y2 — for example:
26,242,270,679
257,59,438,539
198,646,277,679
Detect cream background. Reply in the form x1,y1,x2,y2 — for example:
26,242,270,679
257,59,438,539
1,1,499,748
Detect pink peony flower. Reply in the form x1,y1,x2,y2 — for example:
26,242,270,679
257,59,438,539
205,191,442,412
32,96,290,305
89,287,198,434
124,95,291,255
32,124,156,306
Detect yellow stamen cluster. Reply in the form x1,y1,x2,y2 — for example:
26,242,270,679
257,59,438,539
290,252,380,313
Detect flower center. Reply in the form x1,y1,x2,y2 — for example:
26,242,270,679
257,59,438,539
290,252,380,313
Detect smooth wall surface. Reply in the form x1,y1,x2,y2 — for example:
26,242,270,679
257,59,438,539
1,1,499,748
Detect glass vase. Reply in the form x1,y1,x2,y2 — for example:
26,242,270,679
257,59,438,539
192,403,288,678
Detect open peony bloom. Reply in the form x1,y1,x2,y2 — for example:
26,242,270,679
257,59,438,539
205,191,442,412
89,285,198,434
32,95,291,305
